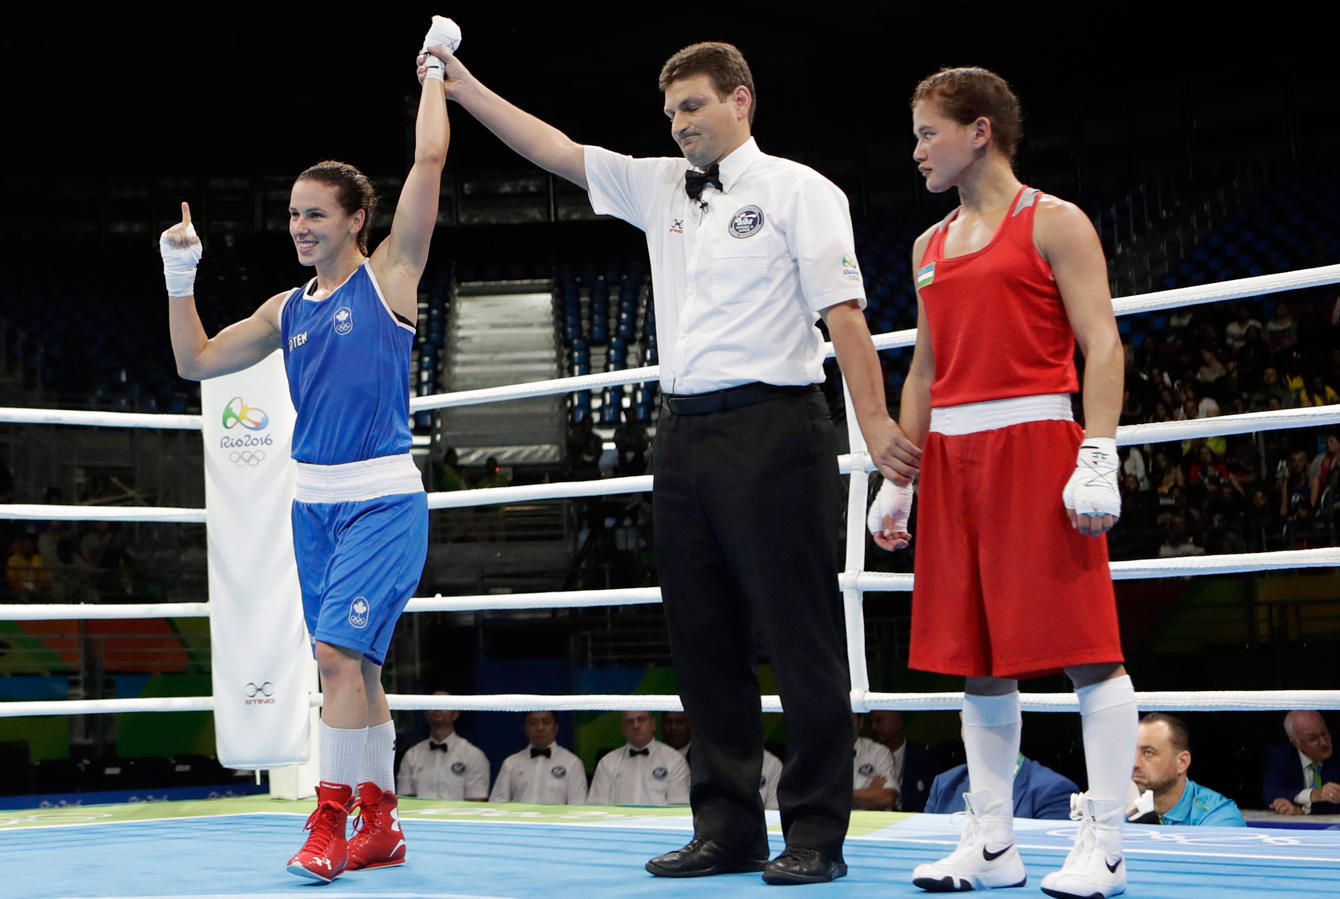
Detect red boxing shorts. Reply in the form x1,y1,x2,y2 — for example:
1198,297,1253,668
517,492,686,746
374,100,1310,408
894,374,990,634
908,414,1123,679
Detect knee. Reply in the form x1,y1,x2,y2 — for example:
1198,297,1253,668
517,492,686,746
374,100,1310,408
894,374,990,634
965,676,1018,696
1066,663,1126,690
315,642,363,683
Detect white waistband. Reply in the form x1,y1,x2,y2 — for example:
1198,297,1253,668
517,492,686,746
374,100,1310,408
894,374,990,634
294,453,424,504
929,394,1074,436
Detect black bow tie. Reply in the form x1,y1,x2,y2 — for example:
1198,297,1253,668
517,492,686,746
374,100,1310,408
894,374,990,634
629,747,650,757
530,747,552,759
430,741,449,753
685,164,722,202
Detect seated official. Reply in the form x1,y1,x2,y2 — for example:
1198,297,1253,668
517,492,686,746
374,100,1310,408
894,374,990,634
1130,713,1243,826
397,692,490,800
927,755,1076,820
867,710,938,812
489,710,588,805
587,710,689,806
853,714,896,811
662,711,693,762
1262,710,1340,816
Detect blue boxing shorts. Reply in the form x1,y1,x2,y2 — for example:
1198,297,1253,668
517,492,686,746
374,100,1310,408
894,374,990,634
291,490,428,665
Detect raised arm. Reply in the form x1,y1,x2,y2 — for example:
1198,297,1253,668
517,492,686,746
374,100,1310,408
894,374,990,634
420,46,587,188
372,60,451,318
162,202,283,381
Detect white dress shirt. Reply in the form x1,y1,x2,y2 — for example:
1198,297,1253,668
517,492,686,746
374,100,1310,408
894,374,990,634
760,749,784,810
889,742,907,811
489,742,589,805
853,736,895,790
397,733,490,800
1296,749,1319,811
587,739,689,806
585,137,865,395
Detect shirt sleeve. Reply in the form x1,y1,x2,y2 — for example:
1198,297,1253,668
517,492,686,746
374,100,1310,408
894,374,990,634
568,758,590,805
587,756,613,806
584,146,671,233
397,748,418,797
1201,796,1246,827
1295,787,1314,811
787,175,866,314
874,745,895,782
489,757,513,802
466,747,491,800
666,750,690,805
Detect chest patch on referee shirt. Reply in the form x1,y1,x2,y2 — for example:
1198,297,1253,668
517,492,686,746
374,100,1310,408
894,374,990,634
858,763,875,777
652,766,668,781
451,761,467,775
729,206,765,238
551,765,567,779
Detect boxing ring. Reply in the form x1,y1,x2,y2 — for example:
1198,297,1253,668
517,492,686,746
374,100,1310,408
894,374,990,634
2,264,1340,897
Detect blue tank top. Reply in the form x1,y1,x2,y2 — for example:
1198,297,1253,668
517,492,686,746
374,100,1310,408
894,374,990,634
279,261,416,465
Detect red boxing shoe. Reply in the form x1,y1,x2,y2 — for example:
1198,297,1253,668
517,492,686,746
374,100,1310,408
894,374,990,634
347,782,407,871
286,782,354,883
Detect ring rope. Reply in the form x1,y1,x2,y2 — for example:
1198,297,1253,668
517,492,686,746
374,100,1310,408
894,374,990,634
0,408,203,429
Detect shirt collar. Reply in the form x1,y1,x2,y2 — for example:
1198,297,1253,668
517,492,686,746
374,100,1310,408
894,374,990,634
697,137,761,194
1163,777,1195,823
1300,749,1318,771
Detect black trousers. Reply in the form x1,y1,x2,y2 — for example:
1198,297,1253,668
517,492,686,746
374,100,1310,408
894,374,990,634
653,387,853,862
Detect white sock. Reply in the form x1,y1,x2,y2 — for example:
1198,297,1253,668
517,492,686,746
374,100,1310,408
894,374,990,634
1077,674,1138,804
360,720,397,793
963,691,1021,819
320,720,368,793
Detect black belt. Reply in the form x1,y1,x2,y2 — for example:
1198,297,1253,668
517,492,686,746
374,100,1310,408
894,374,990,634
664,382,817,415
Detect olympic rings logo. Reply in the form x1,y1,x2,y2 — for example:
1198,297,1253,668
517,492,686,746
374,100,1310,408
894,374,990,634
222,396,270,431
229,450,266,467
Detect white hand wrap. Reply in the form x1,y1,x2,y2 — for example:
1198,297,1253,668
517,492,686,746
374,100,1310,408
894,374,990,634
421,16,461,82
159,224,202,298
1062,437,1122,519
867,479,914,536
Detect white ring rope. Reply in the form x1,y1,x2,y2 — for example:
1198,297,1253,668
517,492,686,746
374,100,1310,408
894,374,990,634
6,688,1337,719
1,265,1338,723
0,602,210,621
0,407,203,429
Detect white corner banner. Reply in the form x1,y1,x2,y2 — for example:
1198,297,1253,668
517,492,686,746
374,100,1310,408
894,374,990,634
202,350,314,768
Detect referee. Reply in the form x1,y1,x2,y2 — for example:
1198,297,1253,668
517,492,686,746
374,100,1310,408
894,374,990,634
420,40,918,884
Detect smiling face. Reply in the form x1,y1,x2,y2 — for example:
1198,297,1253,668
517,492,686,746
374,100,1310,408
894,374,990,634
664,73,751,169
911,100,990,193
289,178,364,267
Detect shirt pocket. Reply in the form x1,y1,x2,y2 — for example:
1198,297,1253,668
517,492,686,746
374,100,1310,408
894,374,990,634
710,243,770,305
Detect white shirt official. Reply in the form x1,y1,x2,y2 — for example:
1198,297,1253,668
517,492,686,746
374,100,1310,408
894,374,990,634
585,138,865,395
1295,749,1319,812
760,748,784,811
853,736,895,790
397,733,490,800
587,739,689,806
489,742,589,805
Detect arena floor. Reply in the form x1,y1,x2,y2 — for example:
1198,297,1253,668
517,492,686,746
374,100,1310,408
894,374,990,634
3,798,1337,898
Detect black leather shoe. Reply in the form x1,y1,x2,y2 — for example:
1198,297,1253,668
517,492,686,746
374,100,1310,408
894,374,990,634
646,836,769,878
762,846,848,885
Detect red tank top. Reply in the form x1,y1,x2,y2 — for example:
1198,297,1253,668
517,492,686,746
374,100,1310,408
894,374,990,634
918,186,1079,407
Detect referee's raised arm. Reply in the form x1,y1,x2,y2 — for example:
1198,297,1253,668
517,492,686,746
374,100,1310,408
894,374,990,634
419,45,588,189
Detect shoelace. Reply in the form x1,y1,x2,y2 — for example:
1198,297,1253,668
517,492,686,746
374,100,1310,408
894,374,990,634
773,846,815,863
302,799,348,849
1065,802,1099,867
350,796,386,837
948,805,983,846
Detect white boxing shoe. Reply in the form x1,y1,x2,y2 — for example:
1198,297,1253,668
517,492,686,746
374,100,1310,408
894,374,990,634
1040,794,1127,899
912,791,1026,892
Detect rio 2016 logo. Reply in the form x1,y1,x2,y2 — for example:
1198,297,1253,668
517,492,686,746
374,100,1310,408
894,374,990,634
222,397,269,431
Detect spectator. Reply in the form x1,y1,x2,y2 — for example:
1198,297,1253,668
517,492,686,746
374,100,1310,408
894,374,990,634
1279,450,1314,520
1298,375,1339,408
434,447,466,492
1158,514,1205,558
587,710,688,806
1250,367,1296,412
1309,435,1340,484
1196,348,1226,385
1152,452,1185,504
613,408,650,477
567,416,602,479
661,711,692,760
397,692,490,800
5,532,47,595
1262,711,1340,816
79,521,113,569
1128,713,1243,826
1122,446,1150,492
1188,446,1229,492
867,710,938,813
852,714,896,811
924,715,1076,819
489,711,588,805
474,456,510,489
1224,304,1263,350
1267,301,1298,354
